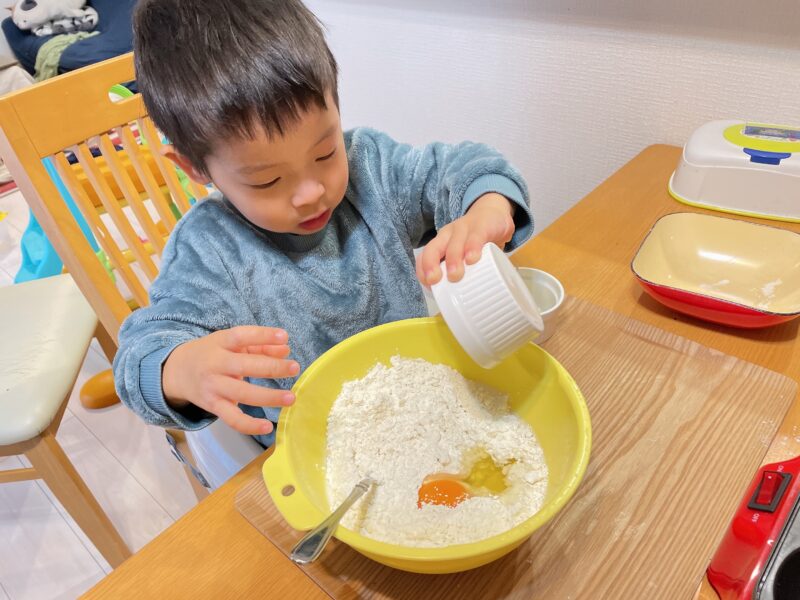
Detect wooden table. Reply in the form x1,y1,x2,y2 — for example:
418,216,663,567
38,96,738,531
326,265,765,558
83,145,800,599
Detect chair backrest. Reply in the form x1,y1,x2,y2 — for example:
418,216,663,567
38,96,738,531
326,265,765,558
0,53,210,346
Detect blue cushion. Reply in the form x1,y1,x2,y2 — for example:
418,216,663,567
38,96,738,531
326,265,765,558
2,17,42,74
2,0,134,76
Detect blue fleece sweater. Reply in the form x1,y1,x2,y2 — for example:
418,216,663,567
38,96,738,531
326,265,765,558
113,127,533,447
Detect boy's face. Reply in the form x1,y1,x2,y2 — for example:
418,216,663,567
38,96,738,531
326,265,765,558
170,94,348,235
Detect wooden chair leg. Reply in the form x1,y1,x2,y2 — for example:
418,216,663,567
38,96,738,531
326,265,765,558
24,432,132,568
93,322,117,364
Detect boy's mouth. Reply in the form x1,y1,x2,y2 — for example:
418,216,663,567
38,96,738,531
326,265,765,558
298,209,332,232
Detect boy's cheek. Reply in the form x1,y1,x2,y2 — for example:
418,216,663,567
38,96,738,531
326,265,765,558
323,161,349,210
333,153,349,196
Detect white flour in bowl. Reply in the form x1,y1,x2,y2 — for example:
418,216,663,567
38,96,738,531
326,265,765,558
325,356,548,547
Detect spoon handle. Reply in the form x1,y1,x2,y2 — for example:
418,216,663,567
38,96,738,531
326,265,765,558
290,478,374,564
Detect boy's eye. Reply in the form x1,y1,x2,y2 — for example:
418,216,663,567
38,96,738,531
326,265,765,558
316,148,336,162
251,177,281,190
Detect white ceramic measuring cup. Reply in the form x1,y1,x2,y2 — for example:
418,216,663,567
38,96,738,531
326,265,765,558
431,243,544,368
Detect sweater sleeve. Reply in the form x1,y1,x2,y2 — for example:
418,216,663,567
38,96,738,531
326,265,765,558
345,128,534,250
112,221,244,431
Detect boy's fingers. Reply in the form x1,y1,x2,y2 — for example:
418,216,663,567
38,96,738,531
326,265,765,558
217,377,295,408
219,326,288,351
244,344,291,358
211,399,274,436
444,226,468,282
463,235,484,265
420,229,451,285
415,254,427,286
224,352,300,379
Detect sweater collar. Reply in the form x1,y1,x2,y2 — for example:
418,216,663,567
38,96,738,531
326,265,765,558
265,227,328,253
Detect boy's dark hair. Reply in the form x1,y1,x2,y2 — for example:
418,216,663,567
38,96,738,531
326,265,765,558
133,0,339,173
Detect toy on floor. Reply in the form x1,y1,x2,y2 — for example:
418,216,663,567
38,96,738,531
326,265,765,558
15,156,97,282
12,0,98,37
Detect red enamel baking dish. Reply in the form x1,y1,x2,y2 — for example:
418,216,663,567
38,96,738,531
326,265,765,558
631,213,800,328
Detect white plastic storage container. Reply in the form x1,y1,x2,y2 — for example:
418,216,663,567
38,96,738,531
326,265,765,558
669,120,800,223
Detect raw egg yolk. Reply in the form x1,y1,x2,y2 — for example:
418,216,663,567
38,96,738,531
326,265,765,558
417,478,470,508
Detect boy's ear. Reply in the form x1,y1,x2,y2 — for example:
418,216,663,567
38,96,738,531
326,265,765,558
161,145,212,185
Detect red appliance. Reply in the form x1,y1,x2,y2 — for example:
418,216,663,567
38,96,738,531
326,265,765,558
707,455,800,599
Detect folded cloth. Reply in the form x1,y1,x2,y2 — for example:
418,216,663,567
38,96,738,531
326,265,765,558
34,30,98,81
34,7,98,37
0,64,34,95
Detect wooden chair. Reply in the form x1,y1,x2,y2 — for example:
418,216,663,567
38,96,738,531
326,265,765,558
0,53,213,499
0,274,131,568
0,52,207,335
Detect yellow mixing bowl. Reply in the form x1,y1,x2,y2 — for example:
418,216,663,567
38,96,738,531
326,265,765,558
262,317,591,574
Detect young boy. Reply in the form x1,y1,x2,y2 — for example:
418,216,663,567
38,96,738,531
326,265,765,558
114,0,535,447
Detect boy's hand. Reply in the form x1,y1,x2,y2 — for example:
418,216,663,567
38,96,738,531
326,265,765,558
417,192,515,286
161,326,300,436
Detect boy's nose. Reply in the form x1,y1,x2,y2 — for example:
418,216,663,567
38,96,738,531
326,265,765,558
291,179,325,207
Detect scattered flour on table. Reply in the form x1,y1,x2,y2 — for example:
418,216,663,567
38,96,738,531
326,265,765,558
325,356,548,547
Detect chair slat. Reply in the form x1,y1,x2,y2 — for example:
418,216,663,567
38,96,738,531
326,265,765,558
138,118,192,214
98,134,166,256
74,142,159,282
116,124,178,231
54,152,150,308
188,178,209,202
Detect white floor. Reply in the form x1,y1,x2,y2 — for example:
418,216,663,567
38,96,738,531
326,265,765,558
0,190,199,600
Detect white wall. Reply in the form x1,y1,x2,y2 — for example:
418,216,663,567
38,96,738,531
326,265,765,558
307,0,800,231
0,2,15,60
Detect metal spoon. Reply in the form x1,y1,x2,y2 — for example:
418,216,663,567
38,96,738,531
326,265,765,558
290,477,376,564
